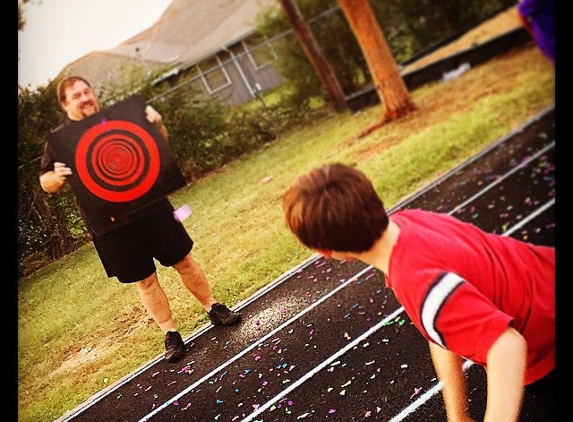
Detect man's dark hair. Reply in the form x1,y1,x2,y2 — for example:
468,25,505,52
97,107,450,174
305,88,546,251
57,75,91,105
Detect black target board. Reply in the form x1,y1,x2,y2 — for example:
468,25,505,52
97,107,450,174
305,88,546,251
47,95,186,234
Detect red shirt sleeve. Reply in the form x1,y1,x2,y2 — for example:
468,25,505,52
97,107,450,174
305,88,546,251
426,272,513,365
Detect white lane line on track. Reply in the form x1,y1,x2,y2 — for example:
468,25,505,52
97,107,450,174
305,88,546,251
240,306,406,422
502,197,554,236
386,360,475,422
448,141,554,216
241,198,554,422
137,265,375,422
385,106,554,215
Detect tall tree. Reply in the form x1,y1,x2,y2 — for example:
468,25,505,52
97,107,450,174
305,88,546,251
336,0,416,137
277,0,347,112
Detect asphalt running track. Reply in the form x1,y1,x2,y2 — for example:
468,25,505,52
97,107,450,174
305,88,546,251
56,106,556,422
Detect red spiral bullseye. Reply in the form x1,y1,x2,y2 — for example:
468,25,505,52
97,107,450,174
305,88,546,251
75,120,161,202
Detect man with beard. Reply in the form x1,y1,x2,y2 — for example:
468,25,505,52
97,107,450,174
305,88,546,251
39,76,241,363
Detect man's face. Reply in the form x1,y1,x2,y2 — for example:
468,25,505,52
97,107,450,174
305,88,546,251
61,81,100,121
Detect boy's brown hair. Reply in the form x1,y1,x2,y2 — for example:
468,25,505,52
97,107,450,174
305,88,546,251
283,163,389,252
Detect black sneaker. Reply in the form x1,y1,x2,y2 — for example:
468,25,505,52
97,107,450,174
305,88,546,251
164,331,185,363
208,303,241,326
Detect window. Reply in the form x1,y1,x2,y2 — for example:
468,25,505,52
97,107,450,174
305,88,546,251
196,56,231,93
243,34,277,70
186,66,207,93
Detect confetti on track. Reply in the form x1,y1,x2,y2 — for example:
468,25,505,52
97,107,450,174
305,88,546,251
57,107,555,422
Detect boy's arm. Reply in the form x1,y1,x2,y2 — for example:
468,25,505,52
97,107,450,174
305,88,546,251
429,341,476,422
483,326,526,422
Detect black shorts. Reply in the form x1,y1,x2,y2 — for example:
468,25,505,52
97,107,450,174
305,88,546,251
92,205,194,283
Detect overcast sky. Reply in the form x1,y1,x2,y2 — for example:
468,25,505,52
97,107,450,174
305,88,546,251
18,0,173,90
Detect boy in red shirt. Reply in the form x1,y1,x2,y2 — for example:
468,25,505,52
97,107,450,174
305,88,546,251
282,163,554,422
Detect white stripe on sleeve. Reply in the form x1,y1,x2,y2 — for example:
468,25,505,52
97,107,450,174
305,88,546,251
420,272,465,348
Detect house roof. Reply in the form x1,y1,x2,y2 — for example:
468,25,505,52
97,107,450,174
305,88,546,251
59,0,277,93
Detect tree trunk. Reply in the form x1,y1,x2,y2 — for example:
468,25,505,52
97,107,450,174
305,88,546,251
277,0,347,112
337,0,416,136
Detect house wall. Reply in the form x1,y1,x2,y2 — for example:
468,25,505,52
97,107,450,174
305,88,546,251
220,41,284,105
155,36,284,107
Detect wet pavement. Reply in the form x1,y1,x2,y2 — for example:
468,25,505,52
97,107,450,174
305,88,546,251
56,106,555,422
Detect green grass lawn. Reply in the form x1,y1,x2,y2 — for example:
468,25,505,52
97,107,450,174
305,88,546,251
17,45,555,422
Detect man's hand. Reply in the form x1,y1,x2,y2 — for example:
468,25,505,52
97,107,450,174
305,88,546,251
145,105,162,126
39,162,72,193
145,105,169,141
54,162,73,181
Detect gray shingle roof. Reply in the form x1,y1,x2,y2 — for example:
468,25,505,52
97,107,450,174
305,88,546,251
60,0,276,93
